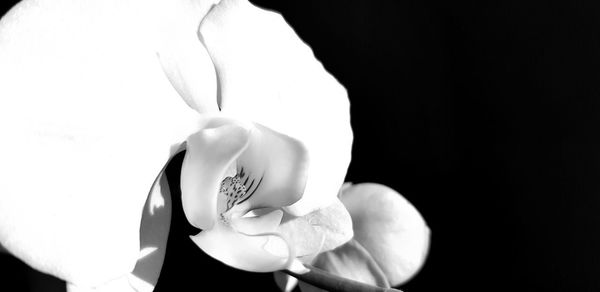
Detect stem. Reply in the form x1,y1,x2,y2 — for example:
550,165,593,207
283,265,402,292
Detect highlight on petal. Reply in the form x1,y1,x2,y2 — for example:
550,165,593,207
190,210,292,272
340,183,430,286
0,0,215,286
199,0,353,216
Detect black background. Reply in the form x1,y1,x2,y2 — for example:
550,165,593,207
2,0,600,291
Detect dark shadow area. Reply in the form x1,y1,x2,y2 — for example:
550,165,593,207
0,254,66,292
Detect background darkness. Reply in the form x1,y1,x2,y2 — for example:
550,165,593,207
2,0,600,291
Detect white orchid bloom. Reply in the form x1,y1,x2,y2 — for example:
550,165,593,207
181,0,353,273
180,115,352,273
0,0,353,290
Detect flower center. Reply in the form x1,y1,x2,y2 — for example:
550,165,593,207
220,173,247,211
218,167,265,222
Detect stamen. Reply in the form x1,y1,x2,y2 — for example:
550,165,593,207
219,171,265,212
220,173,247,212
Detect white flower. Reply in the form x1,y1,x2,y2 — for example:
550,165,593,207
181,0,354,273
0,0,353,290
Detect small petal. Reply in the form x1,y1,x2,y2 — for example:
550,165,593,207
199,0,353,216
341,183,430,286
190,210,291,272
181,120,251,229
277,198,353,258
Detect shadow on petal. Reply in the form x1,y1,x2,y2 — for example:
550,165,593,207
65,165,174,292
129,170,172,291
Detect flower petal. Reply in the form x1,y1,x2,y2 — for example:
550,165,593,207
152,0,220,113
181,120,252,230
230,209,284,235
234,122,309,212
157,34,218,113
190,210,292,272
0,0,211,285
277,198,353,258
199,0,353,216
340,183,431,286
298,239,390,292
